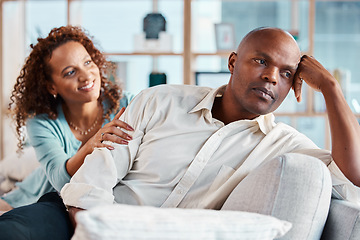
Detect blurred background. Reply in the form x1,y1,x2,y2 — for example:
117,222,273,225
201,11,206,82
1,0,360,159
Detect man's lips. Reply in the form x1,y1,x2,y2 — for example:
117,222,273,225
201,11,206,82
252,87,275,100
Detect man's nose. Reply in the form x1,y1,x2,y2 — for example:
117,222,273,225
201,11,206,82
262,67,278,85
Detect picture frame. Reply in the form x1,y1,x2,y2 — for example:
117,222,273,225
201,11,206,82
214,23,235,51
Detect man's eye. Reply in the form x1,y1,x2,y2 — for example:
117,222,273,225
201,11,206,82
255,59,266,65
282,71,292,78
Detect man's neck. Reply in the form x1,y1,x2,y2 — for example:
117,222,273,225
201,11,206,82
211,93,260,124
211,96,229,124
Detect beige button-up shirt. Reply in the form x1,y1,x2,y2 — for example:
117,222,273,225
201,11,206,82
61,85,360,210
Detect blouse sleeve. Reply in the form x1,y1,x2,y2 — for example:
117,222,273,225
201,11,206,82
120,91,135,108
26,115,75,192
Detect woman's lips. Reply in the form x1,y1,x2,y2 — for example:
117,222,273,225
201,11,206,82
78,81,95,91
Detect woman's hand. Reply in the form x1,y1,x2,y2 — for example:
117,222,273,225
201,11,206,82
0,199,13,215
88,107,134,151
66,107,134,176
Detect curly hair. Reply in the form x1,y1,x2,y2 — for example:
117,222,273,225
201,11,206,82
9,25,122,150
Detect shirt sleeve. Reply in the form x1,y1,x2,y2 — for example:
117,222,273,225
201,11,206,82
293,148,360,205
328,161,360,204
60,145,130,209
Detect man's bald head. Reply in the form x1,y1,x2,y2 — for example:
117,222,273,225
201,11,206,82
236,27,301,59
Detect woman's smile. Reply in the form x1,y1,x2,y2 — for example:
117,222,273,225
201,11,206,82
78,81,95,91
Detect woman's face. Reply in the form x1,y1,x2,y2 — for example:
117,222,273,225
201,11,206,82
47,41,101,106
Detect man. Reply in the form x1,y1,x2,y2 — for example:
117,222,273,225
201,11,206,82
60,27,360,239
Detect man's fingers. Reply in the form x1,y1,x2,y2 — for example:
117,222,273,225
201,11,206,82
293,76,303,102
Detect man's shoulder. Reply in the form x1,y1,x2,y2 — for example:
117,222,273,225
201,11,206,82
273,121,300,135
273,121,315,143
274,121,296,130
139,84,213,101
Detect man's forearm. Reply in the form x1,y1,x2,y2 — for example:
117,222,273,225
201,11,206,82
322,80,360,186
295,55,360,186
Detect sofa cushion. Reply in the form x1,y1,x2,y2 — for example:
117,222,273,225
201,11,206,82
0,147,39,194
321,199,360,240
72,204,292,240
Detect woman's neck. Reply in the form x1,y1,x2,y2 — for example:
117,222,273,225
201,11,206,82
63,100,102,131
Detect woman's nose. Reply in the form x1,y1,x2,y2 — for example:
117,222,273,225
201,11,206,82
78,68,92,82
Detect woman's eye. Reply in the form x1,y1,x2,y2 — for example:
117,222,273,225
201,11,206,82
255,59,266,65
85,60,92,65
64,70,75,77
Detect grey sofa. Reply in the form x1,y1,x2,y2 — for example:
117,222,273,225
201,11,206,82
69,197,359,240
321,199,360,240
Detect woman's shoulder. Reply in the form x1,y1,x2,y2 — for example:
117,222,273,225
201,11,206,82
120,91,135,108
26,105,67,133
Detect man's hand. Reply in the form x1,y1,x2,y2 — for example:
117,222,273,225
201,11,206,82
293,54,360,186
68,206,84,229
293,55,337,102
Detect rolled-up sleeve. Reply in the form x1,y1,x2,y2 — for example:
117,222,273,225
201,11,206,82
293,148,360,205
328,161,360,204
60,145,131,209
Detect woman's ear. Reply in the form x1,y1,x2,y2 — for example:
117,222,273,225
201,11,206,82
46,83,57,97
228,52,237,74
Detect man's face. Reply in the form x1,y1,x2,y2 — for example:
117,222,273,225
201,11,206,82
227,29,301,120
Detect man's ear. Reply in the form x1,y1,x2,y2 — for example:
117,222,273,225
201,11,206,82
228,52,237,74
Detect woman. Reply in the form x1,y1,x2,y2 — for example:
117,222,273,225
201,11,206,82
0,25,134,213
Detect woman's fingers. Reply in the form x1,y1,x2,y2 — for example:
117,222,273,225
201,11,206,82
100,131,132,144
97,107,134,149
114,107,126,119
113,107,134,131
100,126,132,142
112,119,134,131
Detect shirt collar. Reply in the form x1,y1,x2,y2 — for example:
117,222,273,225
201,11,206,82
189,85,276,135
253,113,276,135
189,85,226,115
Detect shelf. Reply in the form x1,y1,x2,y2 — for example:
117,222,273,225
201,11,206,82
192,51,233,57
103,52,233,57
104,52,183,56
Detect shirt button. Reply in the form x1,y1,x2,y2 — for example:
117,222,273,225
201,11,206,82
177,189,183,194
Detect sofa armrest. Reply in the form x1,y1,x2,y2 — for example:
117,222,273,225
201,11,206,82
321,199,360,240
